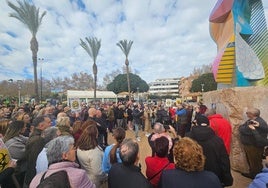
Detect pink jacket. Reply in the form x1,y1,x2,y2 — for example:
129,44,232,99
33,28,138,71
30,161,96,188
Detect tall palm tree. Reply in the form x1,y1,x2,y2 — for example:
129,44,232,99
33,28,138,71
7,0,46,103
117,40,133,96
80,37,101,102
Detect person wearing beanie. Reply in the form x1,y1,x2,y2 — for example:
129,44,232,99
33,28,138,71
186,115,233,187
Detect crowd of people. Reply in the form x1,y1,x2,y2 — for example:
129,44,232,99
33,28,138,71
0,100,267,188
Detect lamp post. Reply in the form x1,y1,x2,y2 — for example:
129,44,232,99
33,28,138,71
17,80,22,106
201,83,204,93
8,79,22,106
38,58,44,103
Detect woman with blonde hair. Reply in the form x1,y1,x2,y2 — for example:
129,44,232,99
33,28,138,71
56,116,72,136
159,137,222,188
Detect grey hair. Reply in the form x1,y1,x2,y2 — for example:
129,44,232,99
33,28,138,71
42,127,59,146
154,122,165,134
119,138,139,166
46,136,74,165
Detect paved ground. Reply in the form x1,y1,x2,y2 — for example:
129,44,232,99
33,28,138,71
107,129,252,188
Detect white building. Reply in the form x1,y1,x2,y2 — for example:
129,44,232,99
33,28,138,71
148,78,180,97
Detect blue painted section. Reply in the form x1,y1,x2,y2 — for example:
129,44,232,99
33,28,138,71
232,0,253,35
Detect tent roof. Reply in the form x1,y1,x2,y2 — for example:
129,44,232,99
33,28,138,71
67,90,117,98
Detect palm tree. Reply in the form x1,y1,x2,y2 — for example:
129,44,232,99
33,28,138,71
117,40,133,96
7,0,46,103
80,37,101,102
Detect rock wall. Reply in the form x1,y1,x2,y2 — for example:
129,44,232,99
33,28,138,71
202,86,268,172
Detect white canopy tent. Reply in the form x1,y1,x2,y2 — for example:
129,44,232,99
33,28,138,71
67,90,117,105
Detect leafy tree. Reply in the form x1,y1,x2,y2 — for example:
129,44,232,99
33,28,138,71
107,73,149,94
190,73,217,92
7,0,46,103
80,37,101,102
117,40,133,96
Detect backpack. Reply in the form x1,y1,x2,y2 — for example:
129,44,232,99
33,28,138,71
37,170,71,188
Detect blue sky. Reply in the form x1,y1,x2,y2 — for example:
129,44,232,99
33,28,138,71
0,0,268,85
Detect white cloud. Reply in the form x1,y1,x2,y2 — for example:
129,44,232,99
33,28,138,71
0,0,267,86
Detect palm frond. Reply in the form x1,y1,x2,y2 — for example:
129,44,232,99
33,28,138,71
7,0,46,36
116,39,133,58
80,37,101,63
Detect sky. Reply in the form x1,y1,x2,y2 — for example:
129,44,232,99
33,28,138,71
0,0,268,85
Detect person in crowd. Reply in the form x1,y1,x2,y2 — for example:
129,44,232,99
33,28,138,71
175,103,188,137
145,136,175,187
36,127,60,173
239,108,268,179
0,119,10,138
95,109,108,148
116,105,125,128
184,104,193,133
156,105,170,126
125,103,133,130
144,104,151,137
72,120,83,143
249,146,268,187
76,123,107,187
102,127,126,173
106,104,115,132
108,138,152,188
56,116,72,136
205,108,232,154
149,123,175,158
132,104,144,142
80,103,89,122
29,136,95,188
0,137,19,188
150,106,157,129
4,120,28,186
23,115,51,187
159,137,222,188
21,113,32,137
186,115,233,187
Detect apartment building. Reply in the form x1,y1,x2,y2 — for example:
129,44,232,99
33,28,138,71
148,78,180,97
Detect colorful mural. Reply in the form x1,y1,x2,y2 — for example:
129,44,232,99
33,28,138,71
210,0,268,86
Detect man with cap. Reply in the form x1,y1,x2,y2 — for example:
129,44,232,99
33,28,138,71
186,115,233,187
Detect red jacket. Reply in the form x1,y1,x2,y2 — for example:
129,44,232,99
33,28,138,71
208,114,232,154
145,156,175,188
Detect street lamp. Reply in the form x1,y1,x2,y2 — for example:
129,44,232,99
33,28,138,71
38,58,44,103
201,83,204,93
17,80,22,106
8,79,22,106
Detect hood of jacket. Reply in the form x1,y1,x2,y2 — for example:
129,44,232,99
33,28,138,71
189,126,215,141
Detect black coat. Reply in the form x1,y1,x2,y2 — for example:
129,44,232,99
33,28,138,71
186,126,233,187
108,163,152,188
159,168,222,188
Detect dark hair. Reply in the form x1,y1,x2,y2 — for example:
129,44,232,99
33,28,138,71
110,127,126,164
3,120,25,142
32,115,46,127
154,136,169,158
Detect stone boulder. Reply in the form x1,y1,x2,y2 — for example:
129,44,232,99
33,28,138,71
202,86,268,173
